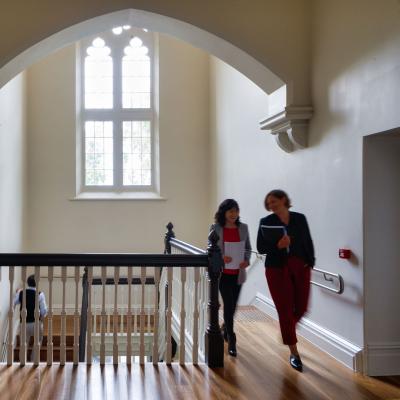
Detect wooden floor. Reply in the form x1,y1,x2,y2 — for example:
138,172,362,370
1,307,400,400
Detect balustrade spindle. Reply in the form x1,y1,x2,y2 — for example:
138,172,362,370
33,266,40,365
73,266,80,365
140,266,146,364
126,266,132,364
87,267,93,365
120,287,124,334
60,266,67,365
179,267,186,365
92,288,97,337
186,271,193,338
100,266,107,365
192,267,200,364
147,289,151,334
152,267,160,364
199,269,205,355
133,281,138,353
7,266,14,366
166,267,173,364
20,266,27,365
47,267,53,366
106,285,111,335
113,267,119,365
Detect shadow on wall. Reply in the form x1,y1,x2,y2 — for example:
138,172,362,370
318,282,363,308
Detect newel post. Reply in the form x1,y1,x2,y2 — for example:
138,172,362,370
205,229,224,368
164,222,175,255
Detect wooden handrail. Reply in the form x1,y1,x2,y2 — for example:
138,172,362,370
0,253,208,267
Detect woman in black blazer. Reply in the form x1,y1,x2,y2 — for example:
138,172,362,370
257,190,315,372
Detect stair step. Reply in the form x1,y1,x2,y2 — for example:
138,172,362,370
13,348,74,363
16,335,75,347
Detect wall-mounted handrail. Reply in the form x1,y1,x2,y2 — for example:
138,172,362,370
167,238,345,296
311,267,344,294
250,251,344,294
247,250,344,294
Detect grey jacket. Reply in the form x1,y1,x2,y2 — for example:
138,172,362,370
209,222,252,284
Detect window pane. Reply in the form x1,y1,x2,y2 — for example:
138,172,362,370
122,36,151,109
85,121,113,186
122,121,151,186
84,38,113,109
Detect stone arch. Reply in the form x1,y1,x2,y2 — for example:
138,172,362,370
0,9,283,95
0,8,312,151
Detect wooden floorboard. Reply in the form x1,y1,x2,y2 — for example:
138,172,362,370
1,308,400,400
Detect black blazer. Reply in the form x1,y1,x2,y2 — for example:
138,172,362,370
257,211,315,268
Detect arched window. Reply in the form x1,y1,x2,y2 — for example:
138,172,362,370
77,26,157,196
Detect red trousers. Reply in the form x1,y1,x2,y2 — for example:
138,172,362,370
265,256,311,345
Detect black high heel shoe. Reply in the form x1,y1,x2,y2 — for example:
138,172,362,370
289,354,303,372
228,333,237,357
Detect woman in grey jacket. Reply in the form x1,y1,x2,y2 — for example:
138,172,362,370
210,199,251,357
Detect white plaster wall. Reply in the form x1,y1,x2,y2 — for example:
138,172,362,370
209,0,400,357
310,0,400,347
364,131,400,375
0,73,27,348
25,34,210,253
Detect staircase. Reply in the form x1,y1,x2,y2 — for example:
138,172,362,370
13,314,156,363
13,315,75,362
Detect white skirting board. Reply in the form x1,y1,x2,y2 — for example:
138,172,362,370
365,343,400,376
252,292,363,372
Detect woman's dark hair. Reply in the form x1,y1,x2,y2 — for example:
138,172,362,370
27,275,36,287
264,189,292,211
214,199,241,226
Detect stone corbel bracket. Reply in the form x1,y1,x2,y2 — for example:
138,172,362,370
259,106,313,153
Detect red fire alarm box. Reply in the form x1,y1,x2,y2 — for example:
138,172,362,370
339,249,351,259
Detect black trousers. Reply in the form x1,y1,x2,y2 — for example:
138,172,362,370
219,273,242,336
